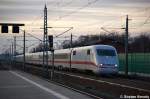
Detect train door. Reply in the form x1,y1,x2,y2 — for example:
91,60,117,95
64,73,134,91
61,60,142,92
71,50,76,69
86,49,91,70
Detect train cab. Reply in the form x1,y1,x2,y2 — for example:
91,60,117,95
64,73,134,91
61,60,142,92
94,45,119,74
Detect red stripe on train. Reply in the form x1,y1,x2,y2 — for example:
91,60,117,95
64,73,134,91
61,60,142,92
28,59,98,67
49,60,98,67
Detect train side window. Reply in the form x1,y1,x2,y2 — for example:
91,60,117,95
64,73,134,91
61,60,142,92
87,49,90,55
73,51,76,55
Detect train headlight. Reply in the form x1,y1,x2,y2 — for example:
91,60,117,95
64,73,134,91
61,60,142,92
115,64,118,67
100,64,103,66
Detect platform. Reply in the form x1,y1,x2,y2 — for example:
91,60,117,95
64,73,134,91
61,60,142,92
0,70,92,99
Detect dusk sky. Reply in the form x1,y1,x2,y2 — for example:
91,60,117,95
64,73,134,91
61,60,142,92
0,0,150,53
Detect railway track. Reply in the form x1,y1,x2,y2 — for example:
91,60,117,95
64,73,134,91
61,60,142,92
52,71,150,98
61,70,150,91
55,71,150,92
14,63,150,99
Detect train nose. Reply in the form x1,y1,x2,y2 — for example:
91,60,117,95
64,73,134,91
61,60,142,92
98,64,118,74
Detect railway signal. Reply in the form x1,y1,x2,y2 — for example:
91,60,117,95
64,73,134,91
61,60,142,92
48,35,53,50
12,25,19,33
48,35,54,79
1,25,8,33
0,23,24,33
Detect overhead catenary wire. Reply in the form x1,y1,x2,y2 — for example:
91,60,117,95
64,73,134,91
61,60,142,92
130,14,150,30
141,15,150,26
52,0,100,23
61,0,74,7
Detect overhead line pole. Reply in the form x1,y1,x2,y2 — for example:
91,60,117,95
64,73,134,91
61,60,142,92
13,36,16,68
125,15,129,76
43,5,49,77
70,33,72,71
11,42,14,69
23,30,26,71
14,36,16,56
9,45,12,69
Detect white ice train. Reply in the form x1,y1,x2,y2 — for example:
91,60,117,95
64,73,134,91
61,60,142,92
15,45,119,74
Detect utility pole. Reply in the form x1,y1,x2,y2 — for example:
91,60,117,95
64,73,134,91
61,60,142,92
125,15,129,76
23,30,25,71
43,4,49,75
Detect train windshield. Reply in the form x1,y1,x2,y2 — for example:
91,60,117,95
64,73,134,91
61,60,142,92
97,49,116,56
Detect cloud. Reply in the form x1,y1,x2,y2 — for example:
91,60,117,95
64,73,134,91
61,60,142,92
0,0,150,53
